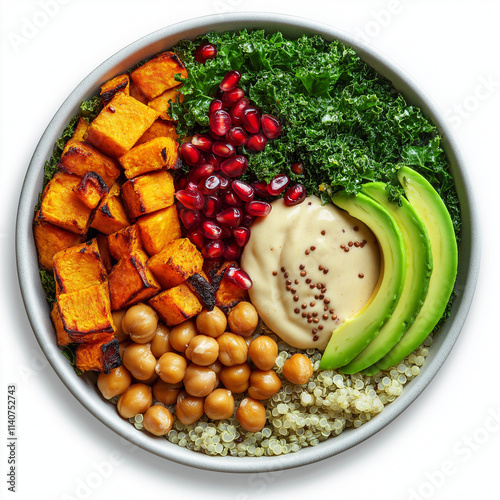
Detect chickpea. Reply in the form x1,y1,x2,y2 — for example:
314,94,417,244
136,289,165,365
248,335,278,370
112,310,128,342
196,306,227,338
117,383,152,419
152,379,182,406
150,323,172,358
175,391,204,425
119,340,131,358
155,352,187,384
236,397,267,432
169,319,197,352
121,303,158,343
207,359,223,388
183,363,217,397
143,404,174,436
248,369,282,400
204,389,235,420
219,362,251,393
227,301,259,336
122,343,156,381
97,365,132,399
217,332,248,366
282,354,314,385
185,335,219,366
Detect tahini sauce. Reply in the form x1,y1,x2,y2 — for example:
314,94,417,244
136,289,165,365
241,196,380,350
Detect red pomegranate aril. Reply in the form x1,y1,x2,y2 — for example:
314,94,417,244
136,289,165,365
252,180,271,197
226,126,248,147
198,175,220,195
224,266,253,290
246,132,267,152
203,195,222,218
223,240,242,260
221,87,245,107
187,229,205,249
241,213,255,227
231,179,254,202
176,189,205,211
179,207,201,230
284,183,307,206
212,140,235,158
219,224,233,239
219,70,241,92
185,180,200,192
174,174,188,191
191,134,214,153
195,43,217,64
233,227,250,247
291,162,305,175
267,174,290,196
261,114,283,139
210,109,232,136
216,207,242,227
241,107,261,134
245,200,272,217
220,155,248,177
216,173,230,192
222,190,243,208
201,151,221,170
188,163,215,183
203,240,225,259
180,142,202,166
200,220,223,240
209,99,224,115
230,97,249,125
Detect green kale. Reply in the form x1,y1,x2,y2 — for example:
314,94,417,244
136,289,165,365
39,269,56,306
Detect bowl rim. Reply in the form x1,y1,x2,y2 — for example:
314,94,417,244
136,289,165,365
15,11,480,473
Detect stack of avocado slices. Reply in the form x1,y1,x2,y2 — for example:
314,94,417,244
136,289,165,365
319,166,458,374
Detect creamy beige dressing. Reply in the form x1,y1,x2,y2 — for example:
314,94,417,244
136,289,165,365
241,196,381,350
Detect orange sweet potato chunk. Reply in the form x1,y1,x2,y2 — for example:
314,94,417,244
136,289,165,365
136,205,181,256
135,119,178,146
100,73,130,105
75,334,121,374
90,184,130,235
147,86,183,121
62,118,89,156
75,172,109,209
107,225,143,262
51,303,71,346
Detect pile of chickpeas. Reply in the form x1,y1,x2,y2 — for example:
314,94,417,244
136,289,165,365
97,300,314,438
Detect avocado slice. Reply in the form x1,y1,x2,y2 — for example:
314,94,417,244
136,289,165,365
370,166,458,372
319,191,406,370
339,182,432,374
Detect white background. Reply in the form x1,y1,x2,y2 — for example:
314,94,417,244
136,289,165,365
1,0,499,499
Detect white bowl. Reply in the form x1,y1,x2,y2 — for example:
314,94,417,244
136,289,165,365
15,12,480,473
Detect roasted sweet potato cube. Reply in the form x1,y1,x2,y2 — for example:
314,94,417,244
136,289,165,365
90,184,130,235
130,51,187,100
186,272,216,311
136,205,181,256
36,172,93,235
100,73,130,105
84,92,159,158
129,80,148,104
62,118,89,156
121,170,175,220
119,136,180,179
107,225,143,261
51,303,71,346
147,86,183,121
53,239,108,296
147,238,203,289
148,283,202,326
96,233,113,273
75,334,121,373
107,249,161,310
33,218,83,270
56,282,115,343
214,261,249,311
135,119,178,146
75,172,109,209
58,141,121,186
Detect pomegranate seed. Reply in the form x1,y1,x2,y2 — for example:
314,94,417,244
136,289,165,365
222,190,243,208
252,180,271,197
241,107,261,134
223,239,242,260
216,173,230,192
245,200,272,217
224,266,253,290
291,162,305,175
188,163,215,183
203,195,222,218
246,132,267,152
176,189,205,210
261,114,282,139
212,140,235,158
174,174,188,191
210,109,232,136
180,142,202,166
226,126,248,146
220,155,248,177
200,220,223,240
241,213,255,227
230,97,249,125
216,207,242,227
203,240,225,259
220,70,241,92
185,180,199,192
233,227,250,247
267,174,290,196
191,134,214,153
179,207,201,230
221,87,245,107
195,43,217,64
209,99,224,115
201,151,221,170
219,224,233,239
284,183,307,206
198,175,220,195
231,179,254,202
187,229,205,249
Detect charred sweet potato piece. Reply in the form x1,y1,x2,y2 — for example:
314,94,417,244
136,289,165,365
119,136,180,179
121,170,175,219
62,118,89,156
100,73,130,105
75,171,109,209
147,238,204,289
135,205,181,256
55,282,115,343
84,92,159,158
75,334,121,373
90,184,130,235
147,86,183,121
186,272,216,311
53,239,107,296
129,80,148,104
148,283,202,326
33,218,83,271
96,233,113,273
51,303,71,346
36,172,93,235
214,261,249,311
130,51,187,100
135,119,178,146
107,249,161,310
107,224,143,261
